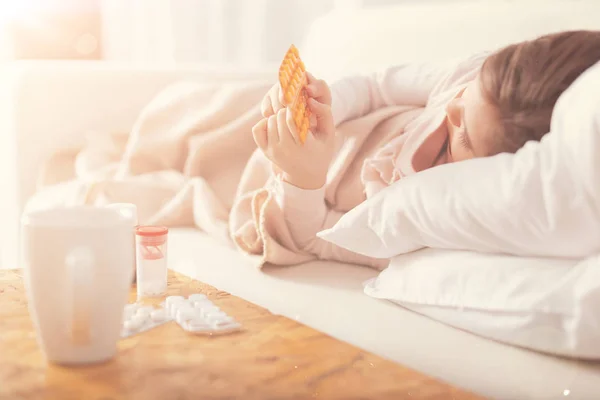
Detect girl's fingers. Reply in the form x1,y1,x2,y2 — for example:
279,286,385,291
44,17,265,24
308,98,335,139
277,108,293,146
270,84,284,112
267,114,279,145
278,84,287,106
309,112,317,131
305,71,332,105
252,118,269,149
261,95,274,118
305,71,318,86
286,107,302,144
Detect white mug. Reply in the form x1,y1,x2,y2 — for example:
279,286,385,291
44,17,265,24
21,206,134,365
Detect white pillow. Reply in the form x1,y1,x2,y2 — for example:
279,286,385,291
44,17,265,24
363,249,600,359
318,61,600,260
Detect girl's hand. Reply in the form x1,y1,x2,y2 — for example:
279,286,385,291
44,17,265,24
260,82,285,118
260,71,332,118
252,96,335,190
304,71,332,108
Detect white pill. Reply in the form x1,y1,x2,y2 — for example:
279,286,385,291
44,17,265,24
193,300,213,308
136,306,154,318
131,313,148,326
151,308,168,322
169,302,191,318
185,320,211,332
200,308,221,318
124,319,142,331
197,303,218,310
123,310,135,321
173,302,194,313
176,308,198,324
189,294,208,302
124,303,140,314
179,301,195,309
206,315,234,325
167,305,177,317
204,311,228,320
165,296,185,308
212,320,241,330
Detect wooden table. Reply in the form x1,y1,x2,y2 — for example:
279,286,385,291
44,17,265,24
0,269,481,400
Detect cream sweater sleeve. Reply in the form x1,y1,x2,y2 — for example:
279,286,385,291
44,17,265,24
275,179,388,269
329,53,489,125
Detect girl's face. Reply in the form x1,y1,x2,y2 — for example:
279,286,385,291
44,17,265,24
445,76,498,162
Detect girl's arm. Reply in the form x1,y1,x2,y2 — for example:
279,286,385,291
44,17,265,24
276,179,389,269
330,52,489,125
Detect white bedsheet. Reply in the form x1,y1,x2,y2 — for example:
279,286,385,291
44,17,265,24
169,228,600,400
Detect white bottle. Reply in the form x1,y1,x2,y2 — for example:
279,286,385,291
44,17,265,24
135,226,168,299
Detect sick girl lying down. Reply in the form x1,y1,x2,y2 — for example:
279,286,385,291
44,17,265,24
242,30,600,268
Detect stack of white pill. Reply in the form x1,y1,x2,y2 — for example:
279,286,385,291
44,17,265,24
165,294,241,334
121,303,171,338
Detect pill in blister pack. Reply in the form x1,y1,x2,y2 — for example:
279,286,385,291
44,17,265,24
165,295,242,335
120,294,242,338
121,303,172,338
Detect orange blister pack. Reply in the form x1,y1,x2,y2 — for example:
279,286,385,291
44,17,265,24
278,44,311,144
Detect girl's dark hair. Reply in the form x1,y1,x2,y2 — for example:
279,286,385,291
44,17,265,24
480,30,600,155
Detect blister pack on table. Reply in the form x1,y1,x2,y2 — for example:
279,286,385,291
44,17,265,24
121,294,242,338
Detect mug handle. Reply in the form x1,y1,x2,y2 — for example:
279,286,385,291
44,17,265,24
66,247,95,346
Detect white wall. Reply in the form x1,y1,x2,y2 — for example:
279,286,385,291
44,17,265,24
101,0,337,65
101,0,461,66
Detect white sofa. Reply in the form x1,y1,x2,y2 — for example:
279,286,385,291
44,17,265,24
3,2,600,398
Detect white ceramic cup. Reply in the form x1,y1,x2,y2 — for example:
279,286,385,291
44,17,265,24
105,203,138,282
21,206,134,365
